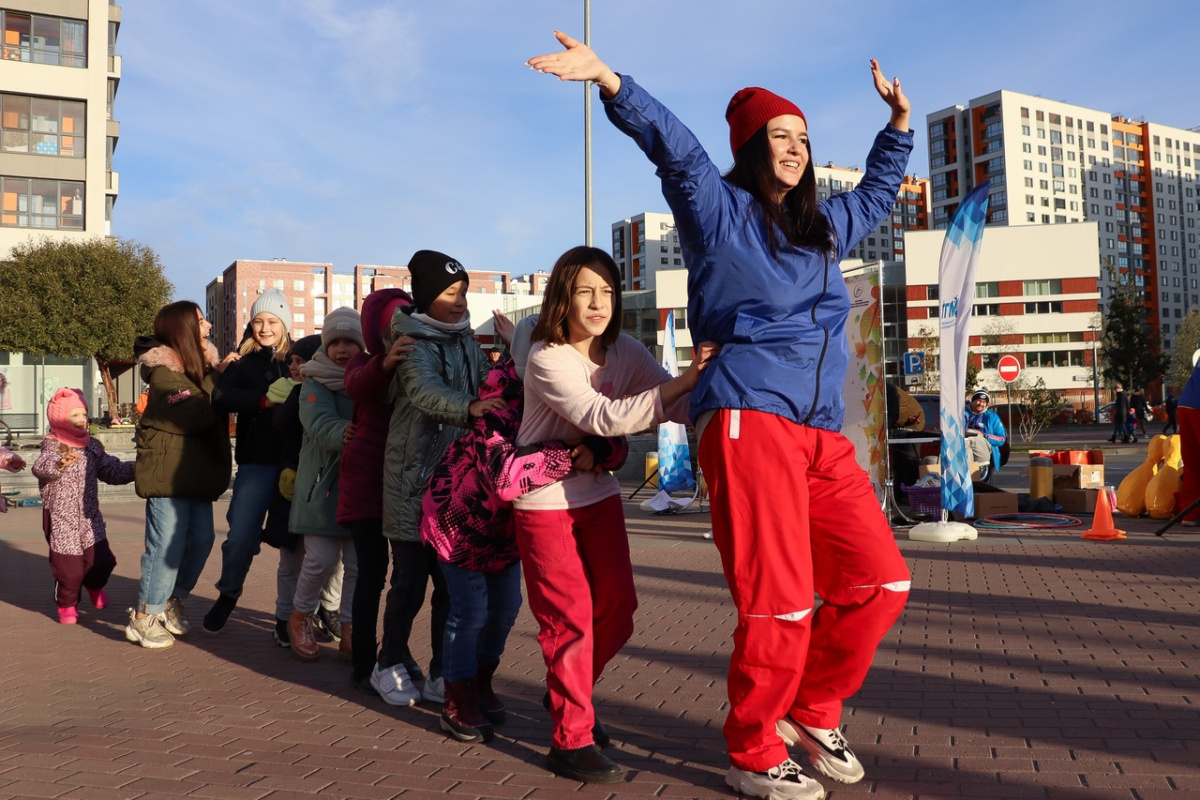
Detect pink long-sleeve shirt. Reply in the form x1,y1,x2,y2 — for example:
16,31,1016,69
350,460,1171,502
515,334,689,511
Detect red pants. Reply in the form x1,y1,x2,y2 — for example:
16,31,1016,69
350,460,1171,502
515,494,637,749
1175,407,1200,521
44,510,117,609
700,409,910,772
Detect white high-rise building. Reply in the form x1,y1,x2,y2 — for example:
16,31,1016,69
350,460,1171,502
611,211,681,292
927,90,1200,350
0,1,121,253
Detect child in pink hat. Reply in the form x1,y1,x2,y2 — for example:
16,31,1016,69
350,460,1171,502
31,388,134,624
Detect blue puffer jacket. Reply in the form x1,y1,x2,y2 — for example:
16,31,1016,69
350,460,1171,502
603,75,912,431
964,406,1006,471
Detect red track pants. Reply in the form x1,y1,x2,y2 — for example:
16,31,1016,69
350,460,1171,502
515,494,637,750
700,409,911,772
1174,407,1200,522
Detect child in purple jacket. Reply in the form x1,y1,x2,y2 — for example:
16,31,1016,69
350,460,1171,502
421,320,628,744
32,388,134,624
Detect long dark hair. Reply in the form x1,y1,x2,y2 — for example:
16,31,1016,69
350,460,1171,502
531,246,623,349
153,300,209,389
723,126,832,254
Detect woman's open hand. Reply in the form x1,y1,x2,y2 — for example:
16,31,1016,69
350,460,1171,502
527,31,622,98
870,58,909,132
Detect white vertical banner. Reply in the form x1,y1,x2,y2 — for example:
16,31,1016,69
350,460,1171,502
938,181,991,519
657,311,695,492
841,265,886,492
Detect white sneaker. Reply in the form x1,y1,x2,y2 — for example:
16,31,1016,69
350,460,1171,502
370,663,420,707
421,675,445,704
162,597,190,636
725,758,825,800
777,717,864,784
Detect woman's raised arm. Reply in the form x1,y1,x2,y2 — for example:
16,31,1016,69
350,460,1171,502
527,30,622,99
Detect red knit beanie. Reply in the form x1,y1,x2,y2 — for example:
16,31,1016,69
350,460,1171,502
47,387,90,449
725,87,806,158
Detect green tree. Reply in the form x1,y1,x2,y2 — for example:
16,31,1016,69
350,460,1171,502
0,237,173,416
1011,375,1068,442
1099,264,1167,392
1167,310,1200,392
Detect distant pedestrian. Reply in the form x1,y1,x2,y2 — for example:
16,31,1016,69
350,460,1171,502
0,445,26,513
1164,393,1178,435
204,288,296,635
32,388,134,624
128,301,234,648
1130,387,1149,437
1109,383,1129,443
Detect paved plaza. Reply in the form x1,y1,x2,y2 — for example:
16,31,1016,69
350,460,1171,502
2,460,1199,798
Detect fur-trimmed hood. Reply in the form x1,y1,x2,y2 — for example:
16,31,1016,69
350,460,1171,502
134,335,220,373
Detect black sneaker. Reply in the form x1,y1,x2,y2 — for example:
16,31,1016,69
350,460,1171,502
547,745,622,784
273,618,290,647
313,606,341,642
202,593,237,634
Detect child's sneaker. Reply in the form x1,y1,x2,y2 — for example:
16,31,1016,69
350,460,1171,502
273,618,290,647
125,609,174,649
421,675,445,704
86,587,108,609
370,662,421,706
725,757,825,800
57,606,78,625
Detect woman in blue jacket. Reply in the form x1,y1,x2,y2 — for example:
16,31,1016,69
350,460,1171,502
530,33,913,800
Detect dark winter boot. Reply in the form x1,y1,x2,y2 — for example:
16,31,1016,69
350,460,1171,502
473,661,506,725
440,680,494,743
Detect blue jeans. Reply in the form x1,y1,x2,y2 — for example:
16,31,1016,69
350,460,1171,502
215,463,277,598
439,561,522,683
138,497,216,615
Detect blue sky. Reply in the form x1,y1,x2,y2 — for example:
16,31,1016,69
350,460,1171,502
114,0,1198,303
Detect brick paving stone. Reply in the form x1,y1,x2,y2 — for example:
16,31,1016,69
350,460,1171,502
4,495,1200,798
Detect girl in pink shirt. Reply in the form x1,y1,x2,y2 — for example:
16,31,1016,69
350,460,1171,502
514,245,715,784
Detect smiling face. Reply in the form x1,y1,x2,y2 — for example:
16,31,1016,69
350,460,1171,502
66,407,89,431
766,113,810,200
326,338,362,367
251,313,285,348
971,396,989,414
425,280,469,324
288,354,307,381
196,309,212,344
566,264,615,350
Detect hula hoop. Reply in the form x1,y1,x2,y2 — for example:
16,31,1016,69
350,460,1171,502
975,513,1082,529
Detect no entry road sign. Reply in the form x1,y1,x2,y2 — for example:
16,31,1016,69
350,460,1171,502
997,354,1021,383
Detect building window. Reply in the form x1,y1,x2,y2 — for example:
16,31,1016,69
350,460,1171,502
0,176,83,229
0,94,85,157
0,11,87,67
673,308,687,328
1024,301,1063,313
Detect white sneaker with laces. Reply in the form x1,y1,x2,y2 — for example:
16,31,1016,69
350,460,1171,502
777,717,864,784
370,663,421,707
725,757,825,800
162,597,190,636
421,675,445,704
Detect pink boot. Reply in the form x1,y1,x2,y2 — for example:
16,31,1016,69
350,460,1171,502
57,606,78,624
86,588,108,609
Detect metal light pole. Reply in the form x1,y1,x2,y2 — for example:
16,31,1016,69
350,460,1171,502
583,0,593,246
1091,318,1101,425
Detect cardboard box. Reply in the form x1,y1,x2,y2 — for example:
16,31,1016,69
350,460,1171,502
1051,464,1105,489
1055,487,1099,513
919,461,983,481
972,483,1019,518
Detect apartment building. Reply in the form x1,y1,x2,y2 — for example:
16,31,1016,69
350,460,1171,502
902,222,1103,408
611,211,681,292
816,167,929,262
0,1,120,253
0,1,122,430
208,259,543,355
927,90,1200,350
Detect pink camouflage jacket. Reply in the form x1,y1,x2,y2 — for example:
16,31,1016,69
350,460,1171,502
420,358,628,573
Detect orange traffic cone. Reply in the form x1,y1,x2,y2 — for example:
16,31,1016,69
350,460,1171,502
1082,485,1126,541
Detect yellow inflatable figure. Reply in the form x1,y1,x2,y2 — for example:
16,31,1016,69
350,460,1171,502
1116,435,1167,516
1146,435,1183,519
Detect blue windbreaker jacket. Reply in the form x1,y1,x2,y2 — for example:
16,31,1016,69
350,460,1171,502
603,75,913,431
